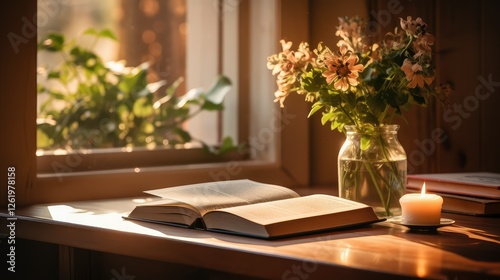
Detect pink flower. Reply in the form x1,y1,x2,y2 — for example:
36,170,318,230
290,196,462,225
400,16,429,37
267,40,313,107
336,17,360,40
335,16,369,54
413,32,435,53
383,30,406,51
401,59,434,88
267,40,312,76
273,71,296,107
273,89,289,108
322,42,364,91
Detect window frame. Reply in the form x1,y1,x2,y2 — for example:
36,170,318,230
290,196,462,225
1,0,311,207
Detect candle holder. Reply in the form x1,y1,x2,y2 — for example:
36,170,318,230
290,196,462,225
388,216,455,232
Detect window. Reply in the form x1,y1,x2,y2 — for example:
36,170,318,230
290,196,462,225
1,0,309,206
35,0,241,173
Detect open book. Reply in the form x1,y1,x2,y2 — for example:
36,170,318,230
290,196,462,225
126,179,382,239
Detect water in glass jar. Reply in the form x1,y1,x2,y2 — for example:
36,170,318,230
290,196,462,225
338,158,406,218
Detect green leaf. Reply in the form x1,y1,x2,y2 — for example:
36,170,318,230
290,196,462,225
301,69,325,92
320,92,342,107
219,136,237,153
153,77,184,110
344,91,357,107
307,102,324,118
205,75,232,105
173,127,192,143
360,135,371,150
47,71,60,79
118,65,149,97
135,87,153,98
165,77,184,97
202,136,237,155
409,88,426,105
39,33,65,52
359,112,379,125
146,80,167,94
83,28,99,36
132,97,153,117
382,89,408,108
47,90,66,100
331,118,343,131
201,101,224,111
177,88,204,108
321,111,335,125
70,47,100,70
98,29,118,41
142,122,154,134
36,129,53,149
83,28,118,41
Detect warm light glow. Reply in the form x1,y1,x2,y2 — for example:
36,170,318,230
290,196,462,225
48,205,95,220
340,248,350,264
46,204,164,236
105,61,125,73
132,198,155,204
153,101,161,109
421,182,427,195
134,167,141,173
53,149,68,155
415,247,430,278
121,146,133,153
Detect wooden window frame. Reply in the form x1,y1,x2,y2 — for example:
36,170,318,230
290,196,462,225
0,0,311,206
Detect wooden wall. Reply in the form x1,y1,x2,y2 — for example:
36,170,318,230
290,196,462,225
307,0,500,186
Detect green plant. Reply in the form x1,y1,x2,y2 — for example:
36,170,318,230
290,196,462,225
37,28,235,154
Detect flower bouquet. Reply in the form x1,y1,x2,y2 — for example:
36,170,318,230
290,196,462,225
267,16,450,217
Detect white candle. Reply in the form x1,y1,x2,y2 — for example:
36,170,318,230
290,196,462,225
399,183,443,225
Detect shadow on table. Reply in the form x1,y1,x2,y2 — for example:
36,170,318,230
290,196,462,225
393,225,500,262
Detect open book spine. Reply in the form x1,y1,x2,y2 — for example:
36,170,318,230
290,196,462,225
193,218,207,230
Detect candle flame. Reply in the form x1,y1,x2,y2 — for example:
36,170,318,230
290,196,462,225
421,182,426,195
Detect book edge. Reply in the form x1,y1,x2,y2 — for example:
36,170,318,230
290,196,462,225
407,172,500,188
205,218,385,240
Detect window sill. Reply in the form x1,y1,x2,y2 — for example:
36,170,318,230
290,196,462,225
37,147,248,174
2,197,498,279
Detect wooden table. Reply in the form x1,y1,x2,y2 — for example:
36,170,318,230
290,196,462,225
1,197,499,279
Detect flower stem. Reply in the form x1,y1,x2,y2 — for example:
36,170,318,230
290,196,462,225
363,160,391,216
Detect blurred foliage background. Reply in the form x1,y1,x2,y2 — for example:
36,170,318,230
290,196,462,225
37,29,233,152
37,0,236,154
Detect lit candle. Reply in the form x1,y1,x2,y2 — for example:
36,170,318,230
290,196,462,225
399,183,443,225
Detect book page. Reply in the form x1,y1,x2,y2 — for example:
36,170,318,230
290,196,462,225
203,194,379,238
209,194,370,225
145,179,300,215
126,198,202,227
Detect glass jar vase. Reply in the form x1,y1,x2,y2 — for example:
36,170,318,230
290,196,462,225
338,125,407,218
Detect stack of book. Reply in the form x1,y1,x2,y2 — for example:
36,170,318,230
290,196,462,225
406,172,500,216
